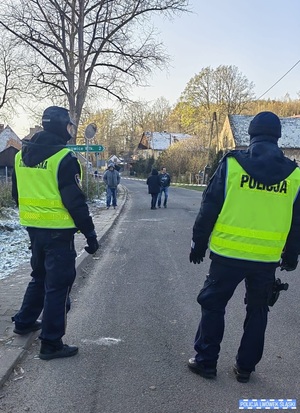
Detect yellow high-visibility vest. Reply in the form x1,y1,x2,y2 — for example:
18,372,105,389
210,157,300,262
15,148,79,229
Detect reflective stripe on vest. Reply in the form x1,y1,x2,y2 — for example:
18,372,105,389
209,157,300,262
15,148,78,229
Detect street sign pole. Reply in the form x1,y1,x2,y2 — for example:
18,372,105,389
95,152,99,197
84,123,97,199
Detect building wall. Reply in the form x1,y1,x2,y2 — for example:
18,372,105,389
136,149,162,160
0,147,19,168
282,149,300,162
217,117,235,151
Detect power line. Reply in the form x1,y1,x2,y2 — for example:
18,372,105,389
257,59,300,100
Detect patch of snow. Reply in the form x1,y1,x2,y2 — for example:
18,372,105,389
0,197,106,281
0,208,31,280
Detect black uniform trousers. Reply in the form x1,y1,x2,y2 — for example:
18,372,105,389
194,260,276,372
13,228,77,344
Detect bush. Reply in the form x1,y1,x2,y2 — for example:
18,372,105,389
0,181,15,208
132,156,155,177
82,174,106,201
0,176,105,210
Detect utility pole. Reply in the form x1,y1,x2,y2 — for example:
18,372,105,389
204,112,218,184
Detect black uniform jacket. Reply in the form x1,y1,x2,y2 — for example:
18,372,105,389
12,130,95,238
192,136,300,268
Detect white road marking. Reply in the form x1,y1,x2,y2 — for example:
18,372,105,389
82,337,122,346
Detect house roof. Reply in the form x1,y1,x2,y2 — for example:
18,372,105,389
108,155,123,163
139,131,193,150
24,125,43,140
0,125,22,153
228,115,300,148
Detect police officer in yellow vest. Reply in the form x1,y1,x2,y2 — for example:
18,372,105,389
11,106,99,360
188,111,300,382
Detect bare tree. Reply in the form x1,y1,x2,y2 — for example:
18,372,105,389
151,97,172,131
177,65,255,143
213,65,255,115
115,97,172,155
0,37,25,120
123,100,153,132
121,97,172,134
0,0,189,140
180,65,255,124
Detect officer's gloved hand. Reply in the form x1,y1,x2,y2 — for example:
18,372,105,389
85,231,99,254
189,240,206,264
280,251,298,272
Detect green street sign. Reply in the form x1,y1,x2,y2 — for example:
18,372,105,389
67,145,105,152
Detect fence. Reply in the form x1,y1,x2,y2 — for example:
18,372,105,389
170,172,208,185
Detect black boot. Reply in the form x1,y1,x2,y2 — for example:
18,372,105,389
13,320,42,335
233,364,251,383
188,358,217,379
39,340,78,360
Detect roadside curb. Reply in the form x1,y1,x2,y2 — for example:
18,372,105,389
0,185,128,389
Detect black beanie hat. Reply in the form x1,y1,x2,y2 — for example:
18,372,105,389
248,111,281,140
42,106,76,142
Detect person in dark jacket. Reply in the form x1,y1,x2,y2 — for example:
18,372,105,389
146,168,161,209
11,106,99,360
157,167,171,208
188,111,300,382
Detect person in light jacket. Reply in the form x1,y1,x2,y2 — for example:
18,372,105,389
103,163,120,209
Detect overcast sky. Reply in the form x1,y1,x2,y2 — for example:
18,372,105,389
131,0,300,104
11,0,300,136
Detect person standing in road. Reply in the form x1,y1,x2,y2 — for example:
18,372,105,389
103,162,121,209
11,106,99,360
146,168,161,209
188,111,300,382
157,167,171,208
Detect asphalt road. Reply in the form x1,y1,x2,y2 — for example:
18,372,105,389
0,180,299,413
